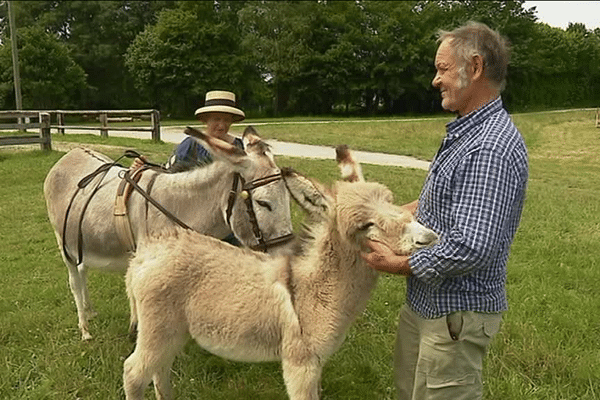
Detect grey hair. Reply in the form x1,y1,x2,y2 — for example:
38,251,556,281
437,21,510,92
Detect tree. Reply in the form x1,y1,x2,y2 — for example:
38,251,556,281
0,1,174,109
506,20,600,109
0,0,597,115
0,26,87,109
125,1,258,117
238,1,318,115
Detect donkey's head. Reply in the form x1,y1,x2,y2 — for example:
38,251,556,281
283,145,437,256
184,126,294,254
333,181,437,254
334,144,437,253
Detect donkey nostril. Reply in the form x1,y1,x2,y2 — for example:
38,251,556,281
415,235,437,247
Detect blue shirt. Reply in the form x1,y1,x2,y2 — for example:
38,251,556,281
174,136,244,168
171,135,245,246
408,97,528,318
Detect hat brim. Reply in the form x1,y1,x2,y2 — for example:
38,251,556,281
195,105,245,122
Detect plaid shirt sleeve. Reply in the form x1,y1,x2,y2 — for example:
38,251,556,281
410,125,526,288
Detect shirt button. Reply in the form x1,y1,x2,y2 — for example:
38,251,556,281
426,268,439,278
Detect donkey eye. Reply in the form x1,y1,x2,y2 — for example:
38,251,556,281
358,222,374,231
256,200,272,211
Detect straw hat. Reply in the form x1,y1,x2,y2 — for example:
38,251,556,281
194,90,245,122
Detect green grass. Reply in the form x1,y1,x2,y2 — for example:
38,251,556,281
1,109,599,399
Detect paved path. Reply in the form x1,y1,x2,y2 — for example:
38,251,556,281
159,126,430,170
60,125,431,171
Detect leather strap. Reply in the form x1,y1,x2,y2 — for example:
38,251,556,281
114,167,145,252
62,160,123,266
226,173,241,227
121,169,193,231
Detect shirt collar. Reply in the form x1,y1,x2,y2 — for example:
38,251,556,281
445,96,503,141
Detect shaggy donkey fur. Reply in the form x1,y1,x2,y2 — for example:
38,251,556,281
123,149,438,400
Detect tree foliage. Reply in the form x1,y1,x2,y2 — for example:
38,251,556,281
125,1,260,117
0,26,87,109
0,1,175,109
0,0,598,116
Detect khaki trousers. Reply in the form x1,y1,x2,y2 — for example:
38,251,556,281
394,304,502,400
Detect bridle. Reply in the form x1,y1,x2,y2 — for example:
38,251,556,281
226,171,295,252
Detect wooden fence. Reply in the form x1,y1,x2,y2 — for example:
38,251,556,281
53,109,161,141
0,111,51,151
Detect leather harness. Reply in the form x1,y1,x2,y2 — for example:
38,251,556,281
61,151,295,265
62,157,124,266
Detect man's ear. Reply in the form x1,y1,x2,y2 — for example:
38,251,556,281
472,54,484,80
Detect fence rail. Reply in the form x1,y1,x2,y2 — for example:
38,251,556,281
0,111,51,151
53,109,161,141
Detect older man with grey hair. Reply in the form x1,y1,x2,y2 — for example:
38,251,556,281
362,21,528,400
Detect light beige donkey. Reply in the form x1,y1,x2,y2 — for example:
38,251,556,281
123,147,438,400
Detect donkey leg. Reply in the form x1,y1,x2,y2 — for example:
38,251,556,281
152,328,188,400
151,351,179,400
124,328,186,400
77,263,97,321
123,347,154,400
64,258,92,340
125,270,138,339
124,351,178,400
281,355,322,400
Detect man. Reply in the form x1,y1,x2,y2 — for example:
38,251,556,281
362,22,528,399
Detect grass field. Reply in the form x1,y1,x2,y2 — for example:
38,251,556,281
0,109,598,399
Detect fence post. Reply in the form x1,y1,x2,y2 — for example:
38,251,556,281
596,108,599,128
99,112,108,137
151,110,161,142
39,112,52,151
57,112,65,134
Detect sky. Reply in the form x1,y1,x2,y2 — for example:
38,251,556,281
524,1,600,30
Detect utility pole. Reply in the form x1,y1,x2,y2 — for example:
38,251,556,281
8,1,23,117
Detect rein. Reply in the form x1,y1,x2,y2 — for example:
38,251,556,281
119,169,193,231
61,150,169,264
62,150,295,264
61,153,127,266
119,165,294,253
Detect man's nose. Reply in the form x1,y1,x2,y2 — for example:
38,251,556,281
432,73,441,88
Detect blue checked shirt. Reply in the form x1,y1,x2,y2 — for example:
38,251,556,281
408,97,528,318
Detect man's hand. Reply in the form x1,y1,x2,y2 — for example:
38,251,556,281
361,240,412,275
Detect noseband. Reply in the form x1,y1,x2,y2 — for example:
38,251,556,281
226,172,295,252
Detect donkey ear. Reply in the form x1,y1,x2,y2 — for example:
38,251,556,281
184,126,248,165
281,167,332,217
242,125,262,146
336,145,364,182
241,125,273,158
